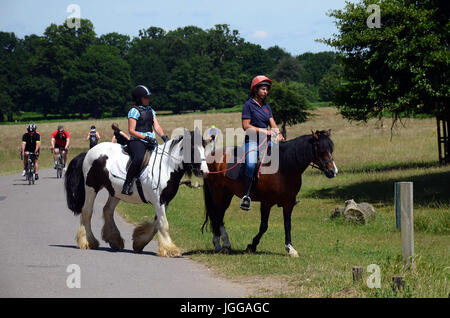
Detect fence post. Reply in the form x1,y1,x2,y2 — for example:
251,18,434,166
395,182,414,269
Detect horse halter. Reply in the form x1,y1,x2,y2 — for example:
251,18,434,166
310,137,334,172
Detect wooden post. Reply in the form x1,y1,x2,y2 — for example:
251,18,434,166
352,266,364,285
395,182,414,268
394,183,401,230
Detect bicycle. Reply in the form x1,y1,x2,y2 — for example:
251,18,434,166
25,153,37,185
52,147,65,178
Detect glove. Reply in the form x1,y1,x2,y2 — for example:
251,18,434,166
162,135,169,143
144,136,157,146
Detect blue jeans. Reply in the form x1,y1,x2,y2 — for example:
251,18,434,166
244,140,259,178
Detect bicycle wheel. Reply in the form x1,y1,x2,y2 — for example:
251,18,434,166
57,168,62,178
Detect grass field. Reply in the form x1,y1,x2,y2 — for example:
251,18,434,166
0,107,448,297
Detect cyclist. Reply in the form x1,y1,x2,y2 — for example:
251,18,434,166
21,124,41,180
51,125,70,168
86,125,101,149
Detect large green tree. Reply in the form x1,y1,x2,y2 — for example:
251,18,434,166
268,81,311,138
322,0,449,120
65,45,132,118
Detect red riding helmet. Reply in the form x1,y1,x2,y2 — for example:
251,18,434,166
250,75,272,93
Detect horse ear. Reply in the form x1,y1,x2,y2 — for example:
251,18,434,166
311,130,319,140
326,129,331,136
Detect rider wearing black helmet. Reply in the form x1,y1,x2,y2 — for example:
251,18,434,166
21,124,41,180
121,85,170,195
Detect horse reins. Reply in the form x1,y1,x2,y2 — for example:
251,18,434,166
207,135,270,175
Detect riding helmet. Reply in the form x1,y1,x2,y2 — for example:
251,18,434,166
250,75,272,93
132,85,152,104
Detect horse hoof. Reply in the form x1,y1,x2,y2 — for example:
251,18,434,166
158,245,181,258
219,246,231,254
289,251,299,258
245,244,256,253
109,239,125,251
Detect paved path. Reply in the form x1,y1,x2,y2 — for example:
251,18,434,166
0,169,248,298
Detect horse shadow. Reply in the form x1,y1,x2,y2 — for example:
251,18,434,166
306,169,450,206
183,249,285,257
49,244,158,256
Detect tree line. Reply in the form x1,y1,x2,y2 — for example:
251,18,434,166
0,20,340,122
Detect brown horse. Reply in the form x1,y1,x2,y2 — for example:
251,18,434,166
202,130,337,257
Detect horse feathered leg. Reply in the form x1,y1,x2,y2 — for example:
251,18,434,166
101,196,124,250
155,205,181,257
132,216,158,252
77,187,99,249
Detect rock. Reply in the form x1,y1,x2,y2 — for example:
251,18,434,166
331,199,375,224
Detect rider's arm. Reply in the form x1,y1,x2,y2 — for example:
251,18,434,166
120,131,130,141
51,137,55,149
153,116,165,138
21,141,26,156
242,119,272,136
269,117,284,141
96,132,101,139
35,134,41,153
65,138,70,150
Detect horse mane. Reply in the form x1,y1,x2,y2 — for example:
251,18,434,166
278,131,334,174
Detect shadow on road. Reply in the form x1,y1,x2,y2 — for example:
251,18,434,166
183,249,285,257
49,244,158,256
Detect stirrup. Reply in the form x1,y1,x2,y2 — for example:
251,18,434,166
240,195,251,211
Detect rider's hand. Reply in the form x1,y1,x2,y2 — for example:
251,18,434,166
277,134,285,142
65,148,69,153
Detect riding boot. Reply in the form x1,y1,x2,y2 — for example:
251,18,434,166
240,175,254,211
122,165,138,196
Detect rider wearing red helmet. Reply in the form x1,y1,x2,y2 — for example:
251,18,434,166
240,75,284,210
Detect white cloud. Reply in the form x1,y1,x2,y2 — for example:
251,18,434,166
251,30,268,40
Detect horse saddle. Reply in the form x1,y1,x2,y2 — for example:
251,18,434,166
122,146,152,176
225,145,263,181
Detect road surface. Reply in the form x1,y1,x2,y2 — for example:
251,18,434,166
0,169,249,298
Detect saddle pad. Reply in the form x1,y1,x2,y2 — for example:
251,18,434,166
110,150,152,181
225,146,245,180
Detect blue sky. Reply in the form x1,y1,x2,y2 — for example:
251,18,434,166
0,0,351,55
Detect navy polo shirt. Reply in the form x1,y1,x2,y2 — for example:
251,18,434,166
242,98,273,128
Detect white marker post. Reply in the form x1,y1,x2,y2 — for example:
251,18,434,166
394,182,414,269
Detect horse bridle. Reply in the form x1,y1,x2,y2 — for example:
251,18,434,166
309,138,334,172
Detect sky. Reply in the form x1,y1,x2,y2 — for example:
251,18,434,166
0,0,351,55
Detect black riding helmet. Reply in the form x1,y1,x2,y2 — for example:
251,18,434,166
132,85,152,105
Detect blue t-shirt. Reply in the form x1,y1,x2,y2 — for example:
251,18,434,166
241,98,273,129
128,106,157,142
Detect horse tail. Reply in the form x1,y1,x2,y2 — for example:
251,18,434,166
64,151,87,215
201,180,214,234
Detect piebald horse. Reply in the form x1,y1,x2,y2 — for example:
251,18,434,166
202,130,337,257
64,129,208,257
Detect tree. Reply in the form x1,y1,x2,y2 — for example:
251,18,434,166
270,56,304,83
268,81,311,138
65,45,132,118
318,63,343,102
322,0,449,162
296,51,338,86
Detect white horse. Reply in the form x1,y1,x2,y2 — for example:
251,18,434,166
64,129,209,257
